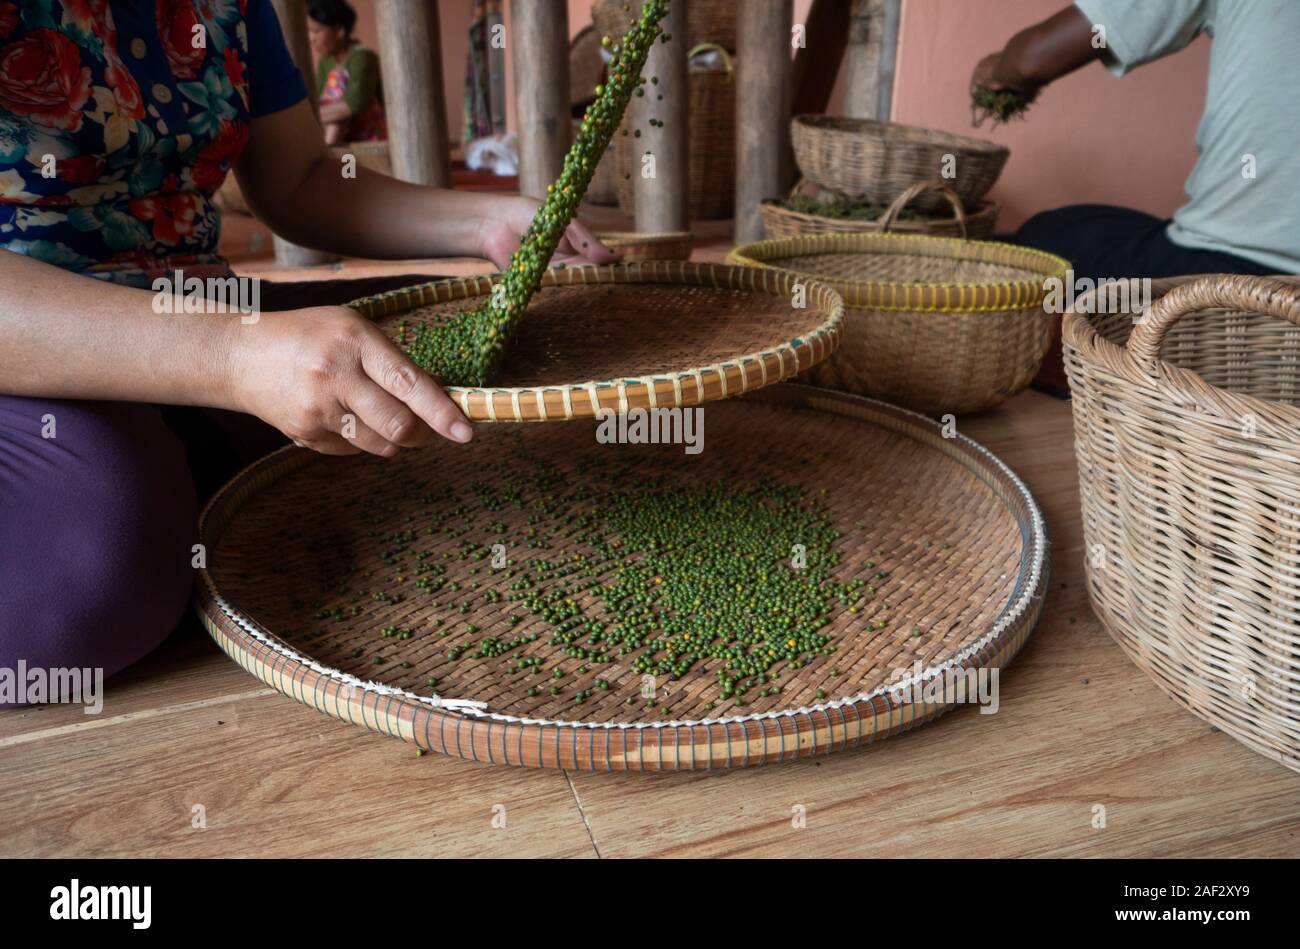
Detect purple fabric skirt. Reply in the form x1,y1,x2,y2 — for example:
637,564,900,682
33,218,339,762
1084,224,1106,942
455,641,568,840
0,274,436,704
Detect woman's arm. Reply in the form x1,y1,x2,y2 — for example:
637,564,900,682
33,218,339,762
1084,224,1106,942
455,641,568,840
0,250,473,454
972,6,1102,96
318,100,352,124
0,250,239,408
234,100,617,270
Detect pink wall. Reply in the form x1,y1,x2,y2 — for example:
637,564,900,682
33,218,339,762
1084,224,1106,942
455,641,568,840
892,0,1209,229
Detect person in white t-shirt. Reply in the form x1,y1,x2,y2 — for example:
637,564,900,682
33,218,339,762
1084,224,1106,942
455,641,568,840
974,0,1297,281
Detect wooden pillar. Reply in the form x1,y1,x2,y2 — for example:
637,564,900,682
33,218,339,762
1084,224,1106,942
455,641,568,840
375,0,452,187
270,0,336,266
735,0,793,243
509,0,569,200
632,0,688,232
842,0,901,121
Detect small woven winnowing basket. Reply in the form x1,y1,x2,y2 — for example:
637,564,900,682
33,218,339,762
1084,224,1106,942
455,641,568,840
1063,274,1300,774
791,115,1009,213
351,262,843,422
727,232,1069,416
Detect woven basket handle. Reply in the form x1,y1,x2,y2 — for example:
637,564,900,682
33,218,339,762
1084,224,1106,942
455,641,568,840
787,175,814,200
1127,274,1300,368
878,181,968,237
688,43,735,75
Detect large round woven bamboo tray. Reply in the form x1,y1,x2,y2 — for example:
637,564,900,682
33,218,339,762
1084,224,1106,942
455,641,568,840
1064,274,1300,775
727,233,1070,416
791,115,1009,212
194,385,1047,770
349,262,842,422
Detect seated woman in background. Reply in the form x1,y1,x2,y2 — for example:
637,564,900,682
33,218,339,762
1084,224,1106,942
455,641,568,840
307,0,385,144
0,0,613,700
975,0,1298,281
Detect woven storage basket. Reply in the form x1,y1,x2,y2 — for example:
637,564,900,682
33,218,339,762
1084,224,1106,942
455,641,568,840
760,179,1000,240
616,44,735,221
352,262,842,421
727,233,1069,416
593,0,737,51
791,115,1009,213
194,384,1047,770
1063,274,1300,774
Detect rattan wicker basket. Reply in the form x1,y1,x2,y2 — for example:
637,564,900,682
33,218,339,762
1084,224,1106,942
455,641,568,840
1063,274,1300,774
791,115,1009,213
615,45,735,221
593,0,736,51
727,233,1069,416
760,179,1000,240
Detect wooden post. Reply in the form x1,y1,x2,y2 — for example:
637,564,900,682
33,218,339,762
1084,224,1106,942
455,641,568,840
734,0,793,243
267,0,336,266
631,0,689,233
375,0,452,187
509,0,569,200
842,0,901,120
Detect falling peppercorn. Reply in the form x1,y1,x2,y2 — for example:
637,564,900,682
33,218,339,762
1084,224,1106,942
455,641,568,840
404,0,671,386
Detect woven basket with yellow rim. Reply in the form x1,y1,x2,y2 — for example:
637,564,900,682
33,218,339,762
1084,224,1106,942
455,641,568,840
194,384,1047,770
760,179,1000,240
616,44,734,220
350,261,842,422
1063,273,1300,774
791,115,1009,213
727,233,1070,416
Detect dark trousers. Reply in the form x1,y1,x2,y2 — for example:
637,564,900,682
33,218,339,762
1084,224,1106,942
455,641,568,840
0,273,435,701
1007,205,1279,394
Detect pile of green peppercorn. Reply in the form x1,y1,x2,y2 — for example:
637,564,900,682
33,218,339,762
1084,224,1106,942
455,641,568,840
404,0,672,386
306,443,893,716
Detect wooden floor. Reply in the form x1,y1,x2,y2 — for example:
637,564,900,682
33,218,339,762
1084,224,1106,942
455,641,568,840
4,232,1299,857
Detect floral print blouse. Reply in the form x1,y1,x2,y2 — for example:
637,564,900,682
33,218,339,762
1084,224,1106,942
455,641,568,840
0,0,306,287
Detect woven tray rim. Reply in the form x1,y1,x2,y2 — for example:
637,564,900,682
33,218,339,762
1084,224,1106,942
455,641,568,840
347,261,845,422
792,114,1012,158
1062,274,1300,435
193,385,1049,743
727,232,1070,313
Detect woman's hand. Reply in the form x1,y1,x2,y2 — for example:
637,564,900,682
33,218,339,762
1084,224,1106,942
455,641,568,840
228,306,473,456
972,50,1040,97
972,8,1102,100
477,195,621,272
